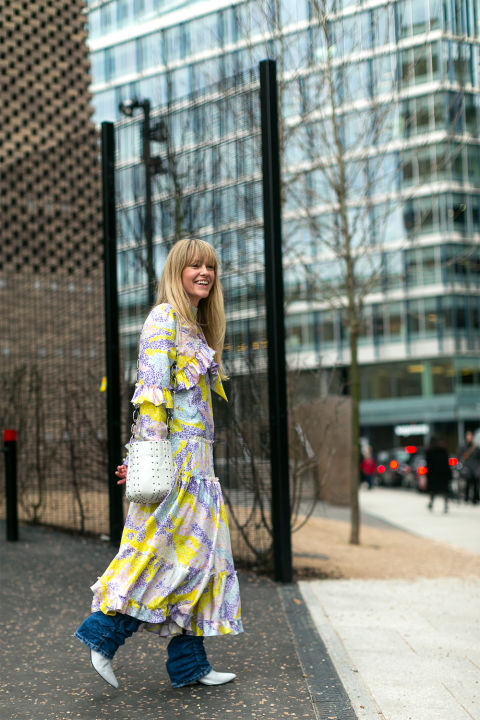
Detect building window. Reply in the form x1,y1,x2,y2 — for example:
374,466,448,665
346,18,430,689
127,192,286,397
385,250,403,290
453,0,467,35
432,360,454,394
450,194,468,234
465,94,480,135
373,304,385,343
429,0,443,31
280,0,308,26
446,41,474,85
165,23,187,63
387,302,403,340
90,50,106,85
187,13,221,58
106,40,137,82
286,314,303,350
361,361,423,399
88,8,102,39
139,33,163,71
319,311,335,347
423,298,438,336
93,88,116,123
101,2,115,33
372,5,395,47
134,74,167,107
407,299,422,336
396,363,423,397
361,364,393,400
168,66,192,101
358,306,372,345
422,246,439,285
193,58,221,91
412,1,429,35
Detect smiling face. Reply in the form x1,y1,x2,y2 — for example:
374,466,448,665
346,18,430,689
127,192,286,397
181,257,215,307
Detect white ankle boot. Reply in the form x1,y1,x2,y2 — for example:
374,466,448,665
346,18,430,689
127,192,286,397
198,669,236,686
90,649,119,688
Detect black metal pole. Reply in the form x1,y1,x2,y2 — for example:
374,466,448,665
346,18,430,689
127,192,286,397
259,59,292,583
101,121,124,544
4,429,18,541
142,99,155,309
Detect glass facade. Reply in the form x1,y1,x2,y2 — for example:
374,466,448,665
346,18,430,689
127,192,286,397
86,0,480,449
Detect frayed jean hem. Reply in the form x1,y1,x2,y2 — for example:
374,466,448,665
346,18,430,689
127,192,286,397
74,631,115,660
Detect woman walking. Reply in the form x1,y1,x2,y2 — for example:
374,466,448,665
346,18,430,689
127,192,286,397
75,238,243,689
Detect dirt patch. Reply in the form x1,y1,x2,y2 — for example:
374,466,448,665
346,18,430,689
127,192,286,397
292,515,480,580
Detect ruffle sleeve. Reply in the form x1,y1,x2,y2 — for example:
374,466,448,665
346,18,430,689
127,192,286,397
123,304,177,465
175,332,228,401
131,383,173,409
132,303,177,407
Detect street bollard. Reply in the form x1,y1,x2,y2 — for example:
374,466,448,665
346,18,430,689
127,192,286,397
3,429,18,541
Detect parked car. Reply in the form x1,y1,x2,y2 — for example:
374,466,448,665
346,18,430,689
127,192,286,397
376,447,418,487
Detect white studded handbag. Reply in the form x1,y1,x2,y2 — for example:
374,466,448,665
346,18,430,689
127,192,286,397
125,436,175,504
125,357,177,505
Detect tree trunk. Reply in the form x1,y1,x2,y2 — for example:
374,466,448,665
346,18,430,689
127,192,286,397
349,325,360,545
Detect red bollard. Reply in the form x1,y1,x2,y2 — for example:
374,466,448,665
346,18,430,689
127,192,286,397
3,429,18,541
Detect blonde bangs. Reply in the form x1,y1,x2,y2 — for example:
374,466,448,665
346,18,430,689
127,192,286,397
184,239,218,270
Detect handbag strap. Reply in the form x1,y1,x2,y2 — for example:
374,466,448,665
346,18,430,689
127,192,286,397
130,315,178,441
165,357,177,439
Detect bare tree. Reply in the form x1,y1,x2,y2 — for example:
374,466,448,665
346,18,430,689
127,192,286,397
239,0,477,544
116,2,477,554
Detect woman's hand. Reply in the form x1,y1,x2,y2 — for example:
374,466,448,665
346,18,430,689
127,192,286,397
115,464,127,485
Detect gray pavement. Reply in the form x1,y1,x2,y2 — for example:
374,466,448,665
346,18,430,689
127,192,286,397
4,488,478,720
300,488,480,720
0,521,353,720
359,486,480,554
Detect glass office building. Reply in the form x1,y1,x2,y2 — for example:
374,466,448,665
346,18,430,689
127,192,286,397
86,0,480,452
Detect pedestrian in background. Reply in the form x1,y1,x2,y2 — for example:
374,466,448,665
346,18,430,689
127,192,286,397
458,430,480,505
426,436,451,513
74,238,242,690
361,446,376,490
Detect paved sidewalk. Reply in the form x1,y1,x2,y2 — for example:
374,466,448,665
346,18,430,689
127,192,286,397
0,521,354,720
300,489,480,720
359,487,480,553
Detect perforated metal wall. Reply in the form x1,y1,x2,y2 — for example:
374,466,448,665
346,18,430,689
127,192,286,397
0,1,108,534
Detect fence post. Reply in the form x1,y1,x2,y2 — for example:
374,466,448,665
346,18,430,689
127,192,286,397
259,59,292,583
4,429,19,541
101,121,124,544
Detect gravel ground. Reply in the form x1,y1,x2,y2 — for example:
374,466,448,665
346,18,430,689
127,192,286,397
292,514,480,580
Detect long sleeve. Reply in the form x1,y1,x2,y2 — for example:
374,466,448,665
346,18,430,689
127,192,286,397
124,304,177,464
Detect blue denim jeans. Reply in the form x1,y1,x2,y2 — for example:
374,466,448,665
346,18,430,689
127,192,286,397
75,612,211,687
74,611,141,660
166,635,212,688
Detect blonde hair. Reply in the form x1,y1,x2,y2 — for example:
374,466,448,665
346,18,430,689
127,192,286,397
155,238,227,378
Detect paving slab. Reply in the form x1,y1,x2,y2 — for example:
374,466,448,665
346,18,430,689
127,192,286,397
359,487,480,554
300,578,480,720
300,487,480,720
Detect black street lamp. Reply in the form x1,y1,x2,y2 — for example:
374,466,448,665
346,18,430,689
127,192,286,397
119,98,168,308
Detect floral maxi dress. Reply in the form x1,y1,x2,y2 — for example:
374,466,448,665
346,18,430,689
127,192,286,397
90,303,243,638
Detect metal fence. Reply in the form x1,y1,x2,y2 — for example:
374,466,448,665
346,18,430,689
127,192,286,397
115,66,276,566
1,64,317,570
